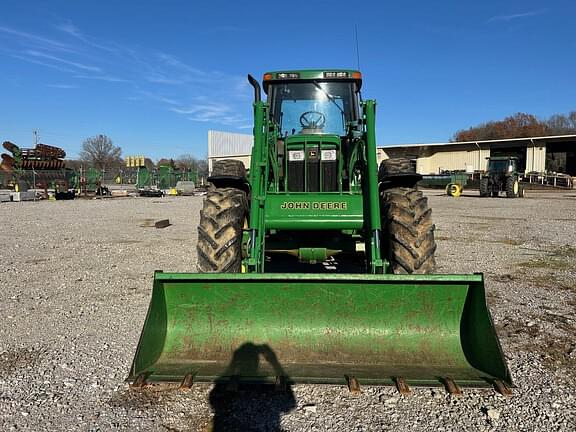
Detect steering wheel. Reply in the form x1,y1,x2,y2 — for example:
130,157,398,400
299,111,326,129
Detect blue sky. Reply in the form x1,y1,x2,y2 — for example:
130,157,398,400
1,0,575,160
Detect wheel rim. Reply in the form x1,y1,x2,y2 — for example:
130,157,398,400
450,184,462,197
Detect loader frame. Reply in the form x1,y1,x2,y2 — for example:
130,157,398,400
127,69,513,393
244,70,385,274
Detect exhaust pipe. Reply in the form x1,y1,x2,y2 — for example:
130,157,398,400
247,74,261,102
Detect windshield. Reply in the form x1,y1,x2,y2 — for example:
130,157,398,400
269,81,358,136
489,160,513,173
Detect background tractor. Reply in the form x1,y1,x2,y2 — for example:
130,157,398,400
129,70,511,394
480,156,525,198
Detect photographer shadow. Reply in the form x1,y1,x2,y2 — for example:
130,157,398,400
208,343,296,432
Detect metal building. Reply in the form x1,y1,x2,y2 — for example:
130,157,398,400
378,135,576,176
208,130,253,174
208,130,576,178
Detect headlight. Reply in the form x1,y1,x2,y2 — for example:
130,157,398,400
321,150,337,161
288,150,305,161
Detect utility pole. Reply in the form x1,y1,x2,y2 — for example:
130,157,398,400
33,130,39,146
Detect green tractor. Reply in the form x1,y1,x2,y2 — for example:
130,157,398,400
129,70,511,394
480,156,525,198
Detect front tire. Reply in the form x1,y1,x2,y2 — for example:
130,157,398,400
197,188,248,272
506,176,519,198
380,187,436,274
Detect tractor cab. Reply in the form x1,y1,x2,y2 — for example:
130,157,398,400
264,70,362,137
262,70,363,192
487,156,518,175
480,156,524,198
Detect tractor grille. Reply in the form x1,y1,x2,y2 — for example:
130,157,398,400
288,146,338,192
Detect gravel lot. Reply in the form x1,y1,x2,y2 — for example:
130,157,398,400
1,190,575,431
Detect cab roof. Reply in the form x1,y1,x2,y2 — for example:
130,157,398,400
262,69,362,93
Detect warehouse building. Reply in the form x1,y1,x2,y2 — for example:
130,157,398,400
208,130,576,177
377,134,576,176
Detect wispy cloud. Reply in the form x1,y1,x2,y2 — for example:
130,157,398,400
156,52,208,76
171,101,249,126
0,25,73,52
9,54,75,73
74,74,130,83
145,74,190,85
55,22,120,54
487,10,546,23
139,52,217,85
26,50,101,72
136,90,180,105
2,21,252,129
46,83,78,89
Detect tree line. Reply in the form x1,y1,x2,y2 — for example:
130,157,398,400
71,134,208,175
452,111,576,142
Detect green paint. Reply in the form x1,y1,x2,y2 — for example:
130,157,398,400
297,248,328,263
128,272,512,387
264,193,363,230
243,70,380,272
129,70,512,389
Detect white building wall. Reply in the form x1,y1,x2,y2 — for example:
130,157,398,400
525,144,546,172
208,130,253,173
416,147,490,174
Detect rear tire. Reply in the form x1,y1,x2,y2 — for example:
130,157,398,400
211,159,246,178
378,157,414,180
197,188,248,273
506,176,519,198
380,187,436,274
479,178,490,197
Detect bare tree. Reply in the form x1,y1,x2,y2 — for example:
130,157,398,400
143,158,154,171
176,153,208,176
65,159,83,171
79,134,122,170
452,111,576,142
452,113,551,141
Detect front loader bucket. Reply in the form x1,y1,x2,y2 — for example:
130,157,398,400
128,272,512,389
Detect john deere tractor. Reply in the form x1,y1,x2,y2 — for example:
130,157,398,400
480,156,525,198
129,70,511,394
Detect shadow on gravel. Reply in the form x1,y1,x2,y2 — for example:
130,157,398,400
208,343,296,432
0,347,44,375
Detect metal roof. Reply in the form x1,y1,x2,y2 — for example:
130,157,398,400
379,134,576,149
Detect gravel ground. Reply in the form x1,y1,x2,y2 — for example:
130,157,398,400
1,190,575,431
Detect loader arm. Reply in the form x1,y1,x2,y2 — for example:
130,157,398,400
129,69,512,394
